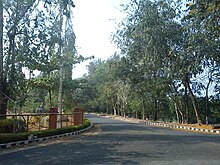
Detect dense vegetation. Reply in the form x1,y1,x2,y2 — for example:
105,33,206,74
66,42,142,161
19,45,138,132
0,119,90,143
0,0,219,126
0,0,89,118
0,118,26,133
77,0,220,125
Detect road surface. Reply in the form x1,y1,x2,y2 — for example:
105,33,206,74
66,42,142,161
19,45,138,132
1,114,220,165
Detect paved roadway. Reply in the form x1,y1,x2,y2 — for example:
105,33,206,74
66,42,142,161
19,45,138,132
1,114,220,165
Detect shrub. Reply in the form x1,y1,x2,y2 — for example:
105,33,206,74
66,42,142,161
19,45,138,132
0,119,91,144
0,119,26,133
0,119,13,133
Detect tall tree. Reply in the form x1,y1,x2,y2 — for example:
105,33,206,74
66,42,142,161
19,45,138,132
0,0,38,118
0,0,80,118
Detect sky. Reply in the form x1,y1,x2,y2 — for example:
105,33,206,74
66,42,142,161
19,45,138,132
72,0,128,78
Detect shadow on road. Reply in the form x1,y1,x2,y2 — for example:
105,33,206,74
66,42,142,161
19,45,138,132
1,114,220,164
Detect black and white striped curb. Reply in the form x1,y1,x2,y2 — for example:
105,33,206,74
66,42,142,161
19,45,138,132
0,123,93,149
139,121,220,134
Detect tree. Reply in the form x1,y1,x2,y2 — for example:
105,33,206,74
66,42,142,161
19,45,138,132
114,0,181,120
0,0,82,119
0,0,38,118
175,0,220,125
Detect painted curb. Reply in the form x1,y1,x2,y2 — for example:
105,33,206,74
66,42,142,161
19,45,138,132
96,114,220,135
139,121,220,134
0,123,93,149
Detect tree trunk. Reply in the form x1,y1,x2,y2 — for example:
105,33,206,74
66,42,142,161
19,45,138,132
172,83,183,124
49,89,52,108
112,98,117,115
141,97,145,120
57,62,63,128
0,80,8,119
10,32,16,84
179,108,184,124
141,96,148,120
113,107,117,115
153,99,158,121
205,78,211,125
185,79,202,125
174,102,180,123
57,1,64,129
0,0,6,119
1,10,17,119
184,85,189,124
106,100,109,114
109,98,113,115
0,0,3,81
122,99,126,117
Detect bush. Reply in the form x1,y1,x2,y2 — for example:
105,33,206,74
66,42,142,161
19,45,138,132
0,119,26,133
0,119,91,144
0,119,13,133
32,119,91,138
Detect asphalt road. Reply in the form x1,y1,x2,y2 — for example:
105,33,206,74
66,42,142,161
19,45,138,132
1,114,220,165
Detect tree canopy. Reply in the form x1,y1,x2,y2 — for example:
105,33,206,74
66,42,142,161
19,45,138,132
0,0,86,118
77,0,220,125
0,0,219,125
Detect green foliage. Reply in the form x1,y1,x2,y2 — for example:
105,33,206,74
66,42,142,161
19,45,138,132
29,75,59,90
0,119,90,143
0,119,13,133
1,0,217,125
74,0,220,125
0,0,87,117
0,119,26,133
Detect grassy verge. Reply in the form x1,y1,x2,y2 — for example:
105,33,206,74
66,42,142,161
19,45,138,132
0,119,91,144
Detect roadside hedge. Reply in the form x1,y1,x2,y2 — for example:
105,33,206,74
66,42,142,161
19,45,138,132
0,119,91,144
0,119,26,133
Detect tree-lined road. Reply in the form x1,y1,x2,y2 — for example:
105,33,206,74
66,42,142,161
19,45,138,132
1,114,220,164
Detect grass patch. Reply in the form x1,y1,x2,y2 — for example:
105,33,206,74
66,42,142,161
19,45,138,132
0,119,91,144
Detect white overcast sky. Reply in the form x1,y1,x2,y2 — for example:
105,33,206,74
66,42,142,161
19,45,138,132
72,0,128,78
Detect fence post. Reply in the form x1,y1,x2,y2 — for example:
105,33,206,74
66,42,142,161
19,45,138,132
26,115,29,131
49,108,58,129
73,107,84,125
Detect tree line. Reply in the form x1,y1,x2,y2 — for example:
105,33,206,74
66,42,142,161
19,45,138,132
0,0,88,119
78,0,220,125
0,0,219,125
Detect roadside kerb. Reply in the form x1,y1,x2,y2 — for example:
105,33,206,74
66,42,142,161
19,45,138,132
139,121,220,134
95,114,220,134
0,123,93,149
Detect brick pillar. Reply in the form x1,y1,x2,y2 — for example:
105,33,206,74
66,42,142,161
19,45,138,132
73,108,84,125
49,108,58,129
